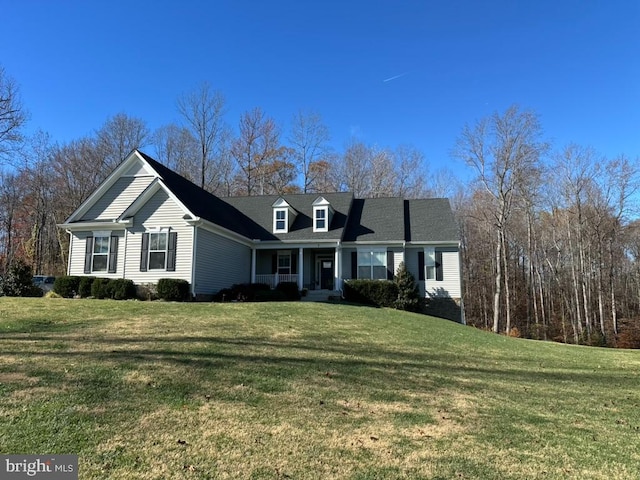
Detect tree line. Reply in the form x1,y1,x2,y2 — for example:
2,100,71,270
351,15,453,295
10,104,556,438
1,65,639,347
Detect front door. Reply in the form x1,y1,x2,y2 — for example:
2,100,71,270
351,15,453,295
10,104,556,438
320,259,334,290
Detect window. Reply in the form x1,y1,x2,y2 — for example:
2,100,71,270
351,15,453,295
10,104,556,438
425,247,436,280
84,233,118,274
278,252,291,274
140,230,177,272
315,208,326,231
148,232,168,270
92,235,110,272
274,209,287,232
357,249,387,280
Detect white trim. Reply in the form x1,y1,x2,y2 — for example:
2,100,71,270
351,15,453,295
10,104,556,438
273,208,288,233
313,206,329,232
59,222,128,231
90,233,111,273
191,225,198,296
63,150,155,223
118,179,193,222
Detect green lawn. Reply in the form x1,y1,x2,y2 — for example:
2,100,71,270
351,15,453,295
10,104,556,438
0,298,639,479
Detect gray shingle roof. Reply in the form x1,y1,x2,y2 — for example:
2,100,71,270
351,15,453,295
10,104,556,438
405,198,459,242
342,197,406,242
139,151,458,244
222,192,354,241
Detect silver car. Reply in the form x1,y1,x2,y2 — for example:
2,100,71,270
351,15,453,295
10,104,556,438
32,275,56,293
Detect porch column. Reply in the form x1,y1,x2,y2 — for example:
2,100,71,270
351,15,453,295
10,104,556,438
298,247,304,290
251,248,256,283
334,244,342,291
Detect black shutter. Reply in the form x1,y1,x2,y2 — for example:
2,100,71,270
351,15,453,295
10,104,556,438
418,251,425,281
435,250,443,281
351,251,357,279
167,232,178,272
387,251,394,280
272,253,277,274
108,235,119,273
84,236,93,274
291,251,297,274
140,233,149,272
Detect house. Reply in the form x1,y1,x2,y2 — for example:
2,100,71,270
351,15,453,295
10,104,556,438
59,150,462,313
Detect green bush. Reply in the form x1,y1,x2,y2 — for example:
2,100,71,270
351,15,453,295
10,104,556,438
53,276,81,298
109,279,137,300
157,278,191,302
276,281,301,300
0,260,42,297
213,283,271,302
343,279,398,307
212,287,234,302
78,276,95,298
255,289,287,302
91,278,112,299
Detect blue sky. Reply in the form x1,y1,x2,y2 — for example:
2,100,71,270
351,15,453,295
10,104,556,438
2,0,639,177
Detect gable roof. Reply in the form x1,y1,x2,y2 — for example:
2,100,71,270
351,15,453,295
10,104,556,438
136,152,271,240
62,150,458,246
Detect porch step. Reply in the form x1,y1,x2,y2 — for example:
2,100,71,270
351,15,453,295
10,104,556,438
301,290,341,302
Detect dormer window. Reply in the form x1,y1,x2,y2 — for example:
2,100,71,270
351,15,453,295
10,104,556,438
274,209,287,232
312,196,333,233
272,197,296,233
315,208,326,230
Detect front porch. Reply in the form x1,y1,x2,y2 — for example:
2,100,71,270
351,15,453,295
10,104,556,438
251,246,343,291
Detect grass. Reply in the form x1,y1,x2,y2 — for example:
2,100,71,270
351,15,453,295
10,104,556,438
0,298,639,479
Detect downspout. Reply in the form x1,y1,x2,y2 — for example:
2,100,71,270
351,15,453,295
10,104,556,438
66,230,72,275
191,224,198,298
122,228,128,279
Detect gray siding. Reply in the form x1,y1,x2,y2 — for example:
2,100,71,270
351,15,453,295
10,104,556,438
193,227,251,294
425,247,461,298
124,189,193,285
81,176,155,220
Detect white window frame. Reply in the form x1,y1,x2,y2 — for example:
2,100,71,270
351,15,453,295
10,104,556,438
357,248,387,280
274,208,288,233
425,247,436,280
148,228,170,271
313,206,328,232
91,231,110,273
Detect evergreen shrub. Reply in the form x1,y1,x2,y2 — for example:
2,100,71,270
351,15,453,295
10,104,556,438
157,278,191,302
53,276,81,298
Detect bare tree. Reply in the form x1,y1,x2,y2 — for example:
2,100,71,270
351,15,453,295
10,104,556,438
288,110,331,193
0,65,28,164
336,141,372,197
96,113,149,171
394,145,429,198
177,82,228,190
231,108,287,196
454,105,547,334
152,124,200,183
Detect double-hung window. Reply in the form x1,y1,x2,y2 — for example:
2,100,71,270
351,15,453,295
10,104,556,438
92,235,110,272
274,209,287,232
140,229,177,272
315,208,326,231
84,232,118,274
148,231,168,270
357,249,387,280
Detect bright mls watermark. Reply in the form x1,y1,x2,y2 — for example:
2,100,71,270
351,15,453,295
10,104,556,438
1,455,77,480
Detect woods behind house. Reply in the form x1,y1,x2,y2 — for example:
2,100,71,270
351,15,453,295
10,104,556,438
1,70,639,346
